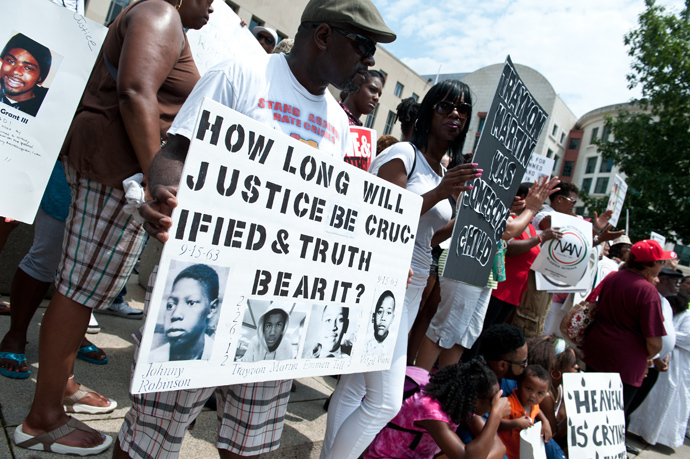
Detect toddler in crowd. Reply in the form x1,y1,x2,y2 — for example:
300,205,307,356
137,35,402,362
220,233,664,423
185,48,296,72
498,364,552,459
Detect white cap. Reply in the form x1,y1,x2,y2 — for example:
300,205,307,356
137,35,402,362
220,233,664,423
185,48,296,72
252,26,278,44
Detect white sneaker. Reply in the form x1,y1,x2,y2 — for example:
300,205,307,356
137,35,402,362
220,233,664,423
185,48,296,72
87,313,100,334
95,300,143,320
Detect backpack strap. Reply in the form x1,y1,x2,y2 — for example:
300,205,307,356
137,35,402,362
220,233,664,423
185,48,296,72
385,422,425,451
407,145,417,179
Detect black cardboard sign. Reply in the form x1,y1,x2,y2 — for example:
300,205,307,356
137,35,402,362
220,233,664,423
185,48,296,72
442,56,548,286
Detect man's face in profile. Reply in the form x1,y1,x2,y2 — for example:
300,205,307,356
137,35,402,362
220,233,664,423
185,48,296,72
322,306,346,353
165,278,213,346
1,48,42,102
374,296,394,340
264,312,286,349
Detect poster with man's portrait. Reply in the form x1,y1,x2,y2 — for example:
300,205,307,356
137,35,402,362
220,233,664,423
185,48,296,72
364,290,397,356
301,305,358,359
150,260,230,363
234,300,308,362
0,0,106,223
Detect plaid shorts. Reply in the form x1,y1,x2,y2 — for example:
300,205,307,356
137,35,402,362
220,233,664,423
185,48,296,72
118,267,292,458
56,163,147,309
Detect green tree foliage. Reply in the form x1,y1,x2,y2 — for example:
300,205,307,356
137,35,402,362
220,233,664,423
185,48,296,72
597,0,690,243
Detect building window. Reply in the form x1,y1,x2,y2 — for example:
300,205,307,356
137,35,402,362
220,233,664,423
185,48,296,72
365,104,379,129
594,177,609,194
394,82,404,98
560,132,566,144
601,125,611,142
105,0,130,25
599,157,613,173
568,138,580,150
546,149,553,158
225,0,239,13
575,206,585,216
552,124,558,137
248,16,264,31
553,156,560,171
590,127,599,144
411,93,419,102
562,161,574,177
477,117,486,133
581,178,592,194
383,110,396,135
585,157,598,174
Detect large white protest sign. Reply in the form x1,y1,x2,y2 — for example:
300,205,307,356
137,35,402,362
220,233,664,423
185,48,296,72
132,98,422,394
522,155,555,184
532,213,592,288
604,175,628,227
344,126,376,171
520,422,547,459
563,373,626,459
0,0,106,223
187,1,263,76
650,231,666,246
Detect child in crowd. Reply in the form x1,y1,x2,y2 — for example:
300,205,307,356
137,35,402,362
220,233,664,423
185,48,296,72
498,364,552,459
543,339,580,452
364,359,510,459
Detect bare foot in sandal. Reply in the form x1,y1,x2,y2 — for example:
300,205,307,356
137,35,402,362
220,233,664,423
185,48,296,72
78,338,108,363
18,416,111,452
64,380,117,413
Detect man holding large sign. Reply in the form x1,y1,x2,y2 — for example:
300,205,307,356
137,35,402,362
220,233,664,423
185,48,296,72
117,1,398,458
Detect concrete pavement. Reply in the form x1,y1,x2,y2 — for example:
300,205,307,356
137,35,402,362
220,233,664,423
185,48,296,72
0,274,688,458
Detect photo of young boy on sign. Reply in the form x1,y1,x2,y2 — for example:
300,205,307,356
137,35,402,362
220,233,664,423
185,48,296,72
302,305,356,359
234,300,307,362
365,290,396,355
150,261,229,363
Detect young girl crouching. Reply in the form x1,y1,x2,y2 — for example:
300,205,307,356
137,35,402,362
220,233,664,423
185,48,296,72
364,359,510,459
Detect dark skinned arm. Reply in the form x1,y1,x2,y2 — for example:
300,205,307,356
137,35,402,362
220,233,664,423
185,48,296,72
536,411,552,442
645,336,663,358
375,157,479,216
467,416,507,459
502,177,560,240
431,218,455,247
139,135,190,242
117,1,186,183
421,390,510,459
539,393,558,435
506,228,563,256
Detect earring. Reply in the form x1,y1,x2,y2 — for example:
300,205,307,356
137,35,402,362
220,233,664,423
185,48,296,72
175,0,183,9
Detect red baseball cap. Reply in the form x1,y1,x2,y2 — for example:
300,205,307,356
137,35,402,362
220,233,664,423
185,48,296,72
630,239,677,262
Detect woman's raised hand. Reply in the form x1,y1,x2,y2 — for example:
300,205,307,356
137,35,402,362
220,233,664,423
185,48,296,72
436,163,480,199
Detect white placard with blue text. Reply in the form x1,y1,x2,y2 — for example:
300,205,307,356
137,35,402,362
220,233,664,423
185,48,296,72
131,98,422,394
563,373,626,459
531,213,592,287
0,0,106,223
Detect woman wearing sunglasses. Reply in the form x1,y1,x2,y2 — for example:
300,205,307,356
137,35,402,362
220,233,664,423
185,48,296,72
321,80,479,459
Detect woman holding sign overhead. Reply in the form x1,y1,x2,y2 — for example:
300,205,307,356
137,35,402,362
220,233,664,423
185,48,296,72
14,0,214,455
321,80,479,459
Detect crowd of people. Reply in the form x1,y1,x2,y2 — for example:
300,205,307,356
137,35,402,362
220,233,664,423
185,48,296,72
0,0,688,458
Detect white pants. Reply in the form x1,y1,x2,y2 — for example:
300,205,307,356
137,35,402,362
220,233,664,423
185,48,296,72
320,285,423,459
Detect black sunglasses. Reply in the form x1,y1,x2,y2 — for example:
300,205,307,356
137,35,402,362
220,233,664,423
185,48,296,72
433,100,472,118
332,26,377,58
501,358,528,368
257,33,275,46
